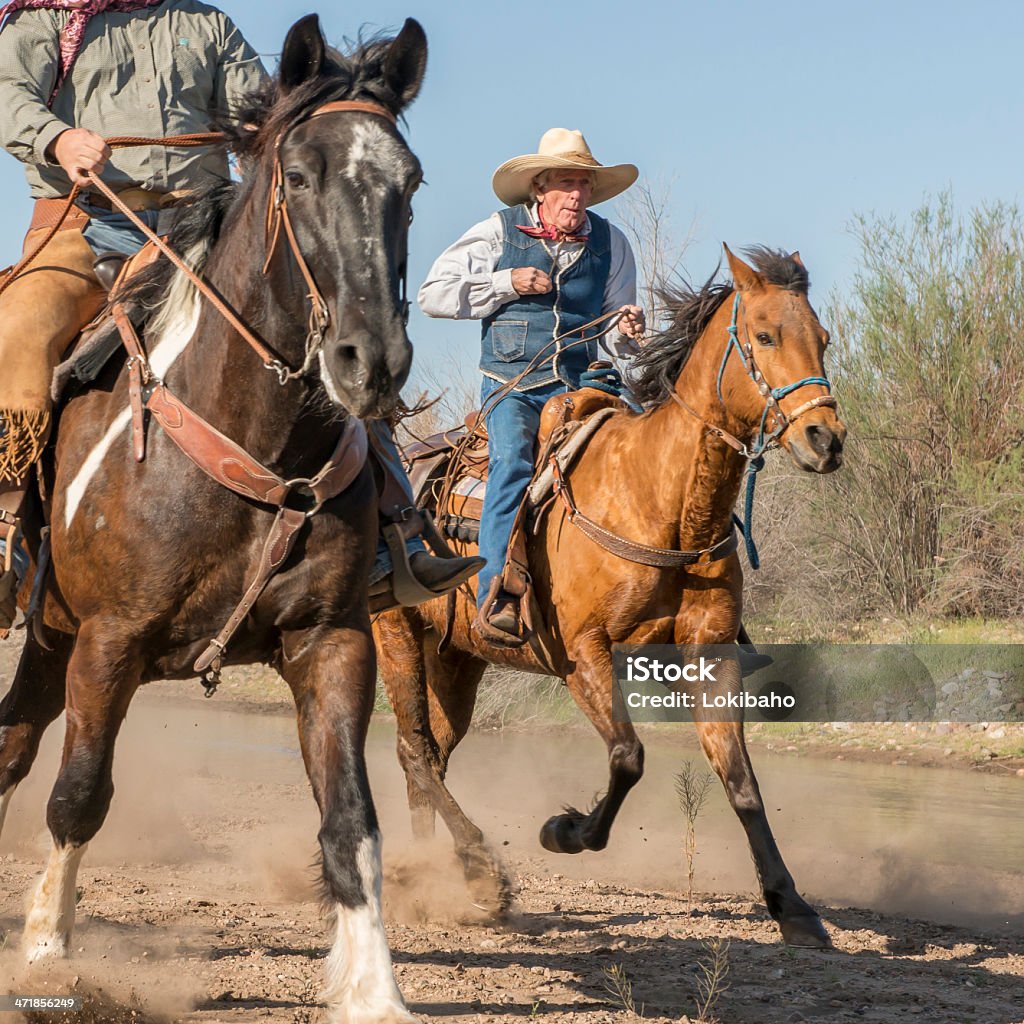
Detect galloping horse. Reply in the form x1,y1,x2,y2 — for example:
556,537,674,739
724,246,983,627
0,16,426,1022
376,246,846,947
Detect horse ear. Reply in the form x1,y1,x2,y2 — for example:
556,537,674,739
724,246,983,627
384,18,428,109
790,250,805,268
723,243,763,293
280,14,325,92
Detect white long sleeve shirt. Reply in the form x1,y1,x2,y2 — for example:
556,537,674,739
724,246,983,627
417,204,640,360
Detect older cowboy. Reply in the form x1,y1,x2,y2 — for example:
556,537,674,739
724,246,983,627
419,128,645,644
0,0,479,632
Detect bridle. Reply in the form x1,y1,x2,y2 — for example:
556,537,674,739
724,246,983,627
670,291,838,567
261,99,407,384
672,292,836,460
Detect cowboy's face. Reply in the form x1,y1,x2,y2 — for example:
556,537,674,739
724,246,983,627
537,169,594,233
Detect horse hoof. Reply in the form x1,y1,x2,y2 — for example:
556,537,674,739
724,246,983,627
466,868,514,917
539,814,585,854
781,913,832,948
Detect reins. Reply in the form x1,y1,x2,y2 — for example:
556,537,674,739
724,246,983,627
435,308,626,512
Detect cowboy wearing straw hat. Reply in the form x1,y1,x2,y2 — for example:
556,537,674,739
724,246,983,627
419,128,646,644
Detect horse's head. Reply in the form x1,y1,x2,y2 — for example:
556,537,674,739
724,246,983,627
251,16,427,418
716,245,846,473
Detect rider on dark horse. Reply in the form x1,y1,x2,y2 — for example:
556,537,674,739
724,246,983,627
418,128,647,645
0,0,481,636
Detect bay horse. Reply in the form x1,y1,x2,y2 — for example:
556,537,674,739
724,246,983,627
376,245,846,947
0,15,426,1022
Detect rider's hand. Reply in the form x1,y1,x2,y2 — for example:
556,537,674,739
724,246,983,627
617,304,646,342
49,128,111,186
511,268,552,296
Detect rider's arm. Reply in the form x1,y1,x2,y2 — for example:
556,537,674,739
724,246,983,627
212,13,270,120
417,213,520,320
0,10,71,167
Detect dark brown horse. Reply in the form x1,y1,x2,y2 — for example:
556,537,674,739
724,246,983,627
376,245,846,946
0,16,426,1022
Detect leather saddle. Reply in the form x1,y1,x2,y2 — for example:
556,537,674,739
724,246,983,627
404,380,632,546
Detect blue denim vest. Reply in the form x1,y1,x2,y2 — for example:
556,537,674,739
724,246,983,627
480,205,612,391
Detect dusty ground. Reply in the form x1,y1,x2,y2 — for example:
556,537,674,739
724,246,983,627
0,675,1020,1024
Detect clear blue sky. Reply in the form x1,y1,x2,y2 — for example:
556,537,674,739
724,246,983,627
2,0,1021,394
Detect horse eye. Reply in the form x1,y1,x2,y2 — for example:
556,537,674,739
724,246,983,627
756,332,775,346
284,170,307,189
408,206,415,226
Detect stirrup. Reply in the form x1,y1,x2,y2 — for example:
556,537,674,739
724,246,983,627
473,576,529,648
0,508,20,638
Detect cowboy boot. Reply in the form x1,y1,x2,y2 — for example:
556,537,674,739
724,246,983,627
473,578,529,648
368,548,485,613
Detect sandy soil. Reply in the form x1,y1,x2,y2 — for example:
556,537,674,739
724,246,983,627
0,680,1020,1024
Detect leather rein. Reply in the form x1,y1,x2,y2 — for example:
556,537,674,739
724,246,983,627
92,100,403,691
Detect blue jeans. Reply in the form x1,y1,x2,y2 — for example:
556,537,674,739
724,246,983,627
368,420,425,585
476,376,566,607
79,200,161,257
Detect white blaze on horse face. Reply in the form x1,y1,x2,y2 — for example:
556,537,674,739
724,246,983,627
23,841,87,962
345,121,409,260
321,832,416,1024
63,286,202,529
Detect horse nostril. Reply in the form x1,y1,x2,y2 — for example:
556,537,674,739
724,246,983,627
336,345,359,366
805,424,835,455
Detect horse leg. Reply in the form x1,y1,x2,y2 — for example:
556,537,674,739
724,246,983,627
422,641,513,911
378,612,511,913
694,715,830,947
23,625,138,961
0,631,72,840
280,624,413,1024
539,641,644,855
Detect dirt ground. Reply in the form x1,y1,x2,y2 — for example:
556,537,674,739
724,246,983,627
0,675,1020,1024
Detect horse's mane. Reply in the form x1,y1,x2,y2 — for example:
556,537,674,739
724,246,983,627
120,32,406,317
225,34,410,160
628,246,810,407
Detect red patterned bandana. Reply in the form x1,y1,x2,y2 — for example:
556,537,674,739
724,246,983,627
0,0,164,105
516,208,589,245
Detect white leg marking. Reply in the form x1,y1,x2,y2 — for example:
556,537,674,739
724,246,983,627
322,833,417,1024
0,783,17,840
64,297,201,528
23,841,87,963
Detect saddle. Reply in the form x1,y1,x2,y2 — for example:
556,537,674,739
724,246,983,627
404,380,631,547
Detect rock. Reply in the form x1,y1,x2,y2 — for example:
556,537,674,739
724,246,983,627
989,727,1006,739
941,681,959,696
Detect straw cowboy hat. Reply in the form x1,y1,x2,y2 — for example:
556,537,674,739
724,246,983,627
492,128,638,207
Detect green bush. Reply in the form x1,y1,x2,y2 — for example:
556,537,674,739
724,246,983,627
820,193,1024,615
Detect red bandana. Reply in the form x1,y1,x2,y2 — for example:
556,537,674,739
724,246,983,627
0,0,165,105
516,208,589,245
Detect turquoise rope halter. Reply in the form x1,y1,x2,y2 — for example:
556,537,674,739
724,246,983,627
716,293,832,569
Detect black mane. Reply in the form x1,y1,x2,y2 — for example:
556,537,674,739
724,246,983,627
223,35,411,160
628,247,809,407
